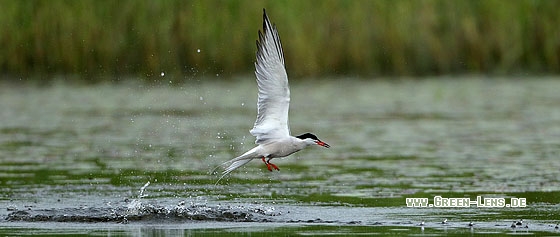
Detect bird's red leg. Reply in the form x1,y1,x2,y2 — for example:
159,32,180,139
261,157,279,171
262,157,273,171
267,157,280,171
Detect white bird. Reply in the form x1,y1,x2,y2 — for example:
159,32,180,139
214,9,330,183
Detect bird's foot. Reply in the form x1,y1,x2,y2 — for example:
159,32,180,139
268,162,279,171
262,157,280,172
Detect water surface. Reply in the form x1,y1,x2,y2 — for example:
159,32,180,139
1,77,559,235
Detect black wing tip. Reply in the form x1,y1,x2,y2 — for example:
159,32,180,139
257,8,268,46
256,9,270,58
262,9,272,33
255,8,285,65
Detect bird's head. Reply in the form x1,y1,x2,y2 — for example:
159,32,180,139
296,133,330,148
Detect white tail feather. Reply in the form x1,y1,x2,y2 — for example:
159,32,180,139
213,148,260,185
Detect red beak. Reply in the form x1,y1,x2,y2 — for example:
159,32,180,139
316,140,330,148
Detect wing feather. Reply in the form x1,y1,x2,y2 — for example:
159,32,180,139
250,9,291,144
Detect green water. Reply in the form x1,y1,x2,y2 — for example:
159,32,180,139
1,77,559,235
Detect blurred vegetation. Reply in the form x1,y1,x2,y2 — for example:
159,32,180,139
0,0,559,81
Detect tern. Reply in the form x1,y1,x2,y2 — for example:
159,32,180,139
214,9,330,183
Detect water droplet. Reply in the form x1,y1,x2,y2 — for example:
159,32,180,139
160,72,165,77
199,96,204,101
197,49,201,53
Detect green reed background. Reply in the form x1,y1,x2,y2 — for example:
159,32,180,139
1,0,559,81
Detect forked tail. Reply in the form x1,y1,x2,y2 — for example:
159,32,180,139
212,149,259,185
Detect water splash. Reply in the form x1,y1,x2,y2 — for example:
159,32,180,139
138,181,150,198
6,201,281,223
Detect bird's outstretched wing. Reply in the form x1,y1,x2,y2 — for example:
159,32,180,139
250,9,290,144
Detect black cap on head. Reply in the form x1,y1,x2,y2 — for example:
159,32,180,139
296,133,319,140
